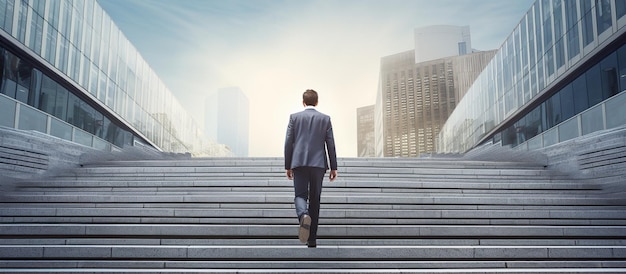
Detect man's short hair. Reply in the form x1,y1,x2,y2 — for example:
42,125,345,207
303,89,318,106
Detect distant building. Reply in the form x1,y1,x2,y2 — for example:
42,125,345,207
414,25,472,63
373,25,495,157
356,105,375,157
376,49,496,157
205,87,249,157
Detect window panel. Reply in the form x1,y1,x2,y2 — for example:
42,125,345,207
533,1,543,62
44,22,57,64
546,46,555,76
32,0,45,15
2,50,18,98
79,101,96,134
542,0,553,53
600,52,619,100
47,0,60,30
15,56,32,104
60,0,72,39
39,75,57,114
66,92,79,126
572,73,589,113
1,0,15,33
16,0,28,43
565,0,580,59
553,0,564,62
582,0,595,46
106,78,115,107
618,44,626,92
28,68,42,108
53,86,68,121
94,111,103,138
559,84,575,121
28,14,44,55
596,0,612,34
546,93,562,128
528,8,536,65
525,105,543,139
586,63,603,106
617,0,626,19
98,70,106,102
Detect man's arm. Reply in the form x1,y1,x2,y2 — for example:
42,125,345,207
326,118,338,181
284,115,295,176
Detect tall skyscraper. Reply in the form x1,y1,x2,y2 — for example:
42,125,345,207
357,105,375,157
374,25,495,157
205,87,249,157
414,25,472,63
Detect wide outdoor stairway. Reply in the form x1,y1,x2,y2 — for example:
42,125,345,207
1,156,626,273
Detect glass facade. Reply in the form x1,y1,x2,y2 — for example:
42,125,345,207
0,0,229,156
438,0,626,153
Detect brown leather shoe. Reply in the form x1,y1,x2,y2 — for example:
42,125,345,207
298,214,311,243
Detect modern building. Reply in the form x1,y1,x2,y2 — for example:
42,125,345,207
0,0,230,156
205,87,249,157
356,104,375,157
438,0,626,154
375,26,496,157
414,25,472,63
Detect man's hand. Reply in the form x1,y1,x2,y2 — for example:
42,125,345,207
329,170,337,182
286,169,293,180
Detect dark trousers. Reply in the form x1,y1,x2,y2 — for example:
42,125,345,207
292,166,325,242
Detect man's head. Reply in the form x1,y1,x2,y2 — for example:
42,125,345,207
303,89,318,106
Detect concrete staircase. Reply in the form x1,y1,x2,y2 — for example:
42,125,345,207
1,156,626,273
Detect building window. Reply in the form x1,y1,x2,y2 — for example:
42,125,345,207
2,50,19,99
586,63,603,106
572,73,589,114
618,44,626,92
596,0,612,35
582,0,595,47
600,52,619,99
559,84,575,121
566,0,580,60
545,93,562,128
617,0,626,19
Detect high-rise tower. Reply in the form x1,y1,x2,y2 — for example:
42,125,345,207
205,87,249,157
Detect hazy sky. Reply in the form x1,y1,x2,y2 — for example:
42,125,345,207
98,0,535,157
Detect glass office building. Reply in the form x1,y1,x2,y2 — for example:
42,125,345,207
438,0,626,153
0,0,230,156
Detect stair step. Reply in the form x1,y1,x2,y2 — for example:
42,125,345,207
2,224,625,238
1,245,625,260
2,238,626,246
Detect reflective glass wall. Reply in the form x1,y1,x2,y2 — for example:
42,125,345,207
438,0,626,153
0,0,229,156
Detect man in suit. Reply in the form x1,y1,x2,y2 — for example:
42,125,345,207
284,89,338,248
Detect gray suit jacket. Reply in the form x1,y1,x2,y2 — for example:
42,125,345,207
284,108,338,170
